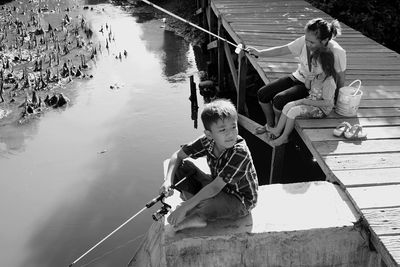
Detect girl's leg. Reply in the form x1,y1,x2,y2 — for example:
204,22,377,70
269,101,297,137
271,105,325,146
271,117,295,146
269,113,287,137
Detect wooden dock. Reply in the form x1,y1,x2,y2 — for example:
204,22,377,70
197,0,400,266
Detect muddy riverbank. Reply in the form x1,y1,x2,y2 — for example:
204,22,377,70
0,0,205,127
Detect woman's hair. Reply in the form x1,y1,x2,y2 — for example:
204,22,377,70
201,99,238,130
311,47,337,81
305,18,342,41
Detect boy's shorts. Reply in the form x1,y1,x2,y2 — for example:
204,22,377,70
173,160,249,221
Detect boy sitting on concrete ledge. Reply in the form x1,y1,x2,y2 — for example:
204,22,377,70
159,99,258,231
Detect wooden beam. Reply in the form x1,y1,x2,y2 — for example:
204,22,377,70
237,50,248,114
217,16,225,92
224,42,238,90
269,145,286,184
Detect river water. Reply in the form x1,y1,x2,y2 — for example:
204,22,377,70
0,1,203,266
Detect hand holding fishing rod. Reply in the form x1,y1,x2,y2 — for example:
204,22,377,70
68,177,186,267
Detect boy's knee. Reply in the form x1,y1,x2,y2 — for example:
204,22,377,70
175,160,196,180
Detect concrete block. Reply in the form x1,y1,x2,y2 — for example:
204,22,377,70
130,181,380,267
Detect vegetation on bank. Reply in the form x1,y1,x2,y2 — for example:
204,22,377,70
305,0,400,54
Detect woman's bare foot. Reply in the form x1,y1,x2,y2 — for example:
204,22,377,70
255,124,272,134
173,216,207,231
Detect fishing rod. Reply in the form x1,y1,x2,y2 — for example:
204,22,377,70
68,177,186,267
136,0,256,56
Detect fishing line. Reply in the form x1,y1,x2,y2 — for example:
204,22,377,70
79,233,145,267
136,0,254,55
68,176,186,267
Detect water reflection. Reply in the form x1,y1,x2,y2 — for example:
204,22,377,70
134,12,156,23
162,30,190,79
135,19,192,81
0,1,202,267
85,0,109,4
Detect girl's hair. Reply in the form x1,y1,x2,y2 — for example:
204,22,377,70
311,47,337,81
201,99,238,130
305,18,342,41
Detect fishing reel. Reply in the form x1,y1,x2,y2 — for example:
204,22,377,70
152,198,171,221
145,191,172,221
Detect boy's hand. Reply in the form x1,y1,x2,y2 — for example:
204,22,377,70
159,181,174,197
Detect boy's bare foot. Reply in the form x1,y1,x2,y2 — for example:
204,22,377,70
173,216,207,232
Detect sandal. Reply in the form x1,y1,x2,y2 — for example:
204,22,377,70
344,124,367,140
333,121,351,137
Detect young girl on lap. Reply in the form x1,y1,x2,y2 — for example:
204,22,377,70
267,47,337,146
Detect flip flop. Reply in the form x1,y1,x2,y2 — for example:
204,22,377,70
344,124,367,140
333,121,351,137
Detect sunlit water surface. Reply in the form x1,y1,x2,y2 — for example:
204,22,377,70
0,1,203,266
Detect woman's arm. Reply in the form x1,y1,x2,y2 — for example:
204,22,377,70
336,71,346,89
246,44,291,58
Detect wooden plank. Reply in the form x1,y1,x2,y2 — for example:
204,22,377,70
224,41,238,90
211,0,400,265
218,17,226,92
314,139,400,156
238,114,273,146
362,207,400,236
237,51,248,114
380,235,400,264
333,168,400,187
324,153,400,171
303,126,400,142
269,145,286,184
297,117,400,129
346,185,400,210
360,99,400,108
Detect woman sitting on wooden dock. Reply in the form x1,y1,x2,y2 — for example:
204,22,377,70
247,18,346,131
267,47,337,146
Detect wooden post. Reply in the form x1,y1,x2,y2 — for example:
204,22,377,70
207,4,218,79
217,17,225,92
237,51,248,114
269,145,286,184
189,76,198,129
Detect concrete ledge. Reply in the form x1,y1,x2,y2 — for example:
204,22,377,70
129,182,380,267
